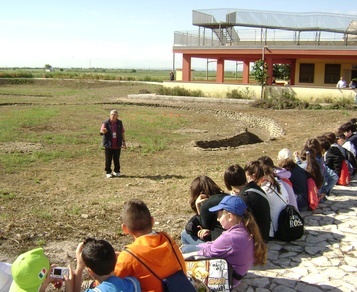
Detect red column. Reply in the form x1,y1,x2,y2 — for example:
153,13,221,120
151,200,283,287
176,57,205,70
243,60,250,84
216,59,224,83
290,60,296,85
182,54,191,81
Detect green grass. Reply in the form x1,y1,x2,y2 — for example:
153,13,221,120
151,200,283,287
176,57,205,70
0,68,171,82
0,68,244,82
0,81,191,173
0,191,16,201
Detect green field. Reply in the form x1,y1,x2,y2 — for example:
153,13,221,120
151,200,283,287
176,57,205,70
0,67,244,83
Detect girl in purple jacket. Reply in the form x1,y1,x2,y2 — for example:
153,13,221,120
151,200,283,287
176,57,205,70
183,195,267,288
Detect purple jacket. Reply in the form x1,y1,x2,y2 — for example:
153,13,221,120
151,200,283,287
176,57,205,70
197,223,254,287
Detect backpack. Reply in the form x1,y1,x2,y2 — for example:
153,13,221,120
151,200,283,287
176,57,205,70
124,233,196,292
307,176,319,210
271,189,304,241
337,160,350,186
275,205,304,241
344,149,357,175
185,256,235,292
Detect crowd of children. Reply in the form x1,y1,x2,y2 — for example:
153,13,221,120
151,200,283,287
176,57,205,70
2,118,357,292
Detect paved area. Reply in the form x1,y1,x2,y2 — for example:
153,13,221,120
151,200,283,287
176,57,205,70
236,176,357,292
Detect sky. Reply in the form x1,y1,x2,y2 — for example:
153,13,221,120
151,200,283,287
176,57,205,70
0,1,356,70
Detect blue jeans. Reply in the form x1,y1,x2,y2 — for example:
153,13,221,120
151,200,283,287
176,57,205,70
180,230,205,253
321,166,339,196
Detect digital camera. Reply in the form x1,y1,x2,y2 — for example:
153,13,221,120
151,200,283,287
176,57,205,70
51,267,69,279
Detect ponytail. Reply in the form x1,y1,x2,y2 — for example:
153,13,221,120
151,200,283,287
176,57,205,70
301,149,323,188
242,210,267,266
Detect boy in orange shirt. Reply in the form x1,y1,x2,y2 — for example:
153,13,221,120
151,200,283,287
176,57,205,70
114,199,187,292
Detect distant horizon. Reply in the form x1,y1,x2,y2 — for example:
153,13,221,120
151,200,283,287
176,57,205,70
2,1,355,70
0,66,235,72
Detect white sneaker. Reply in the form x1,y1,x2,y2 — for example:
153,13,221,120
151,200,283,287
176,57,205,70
113,172,121,177
106,173,113,178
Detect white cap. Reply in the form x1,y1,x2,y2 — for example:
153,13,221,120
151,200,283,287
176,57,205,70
277,148,292,162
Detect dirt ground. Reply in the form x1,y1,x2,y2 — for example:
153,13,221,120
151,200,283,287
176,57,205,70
0,83,355,288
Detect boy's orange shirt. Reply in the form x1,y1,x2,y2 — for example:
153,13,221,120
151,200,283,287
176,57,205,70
114,232,186,292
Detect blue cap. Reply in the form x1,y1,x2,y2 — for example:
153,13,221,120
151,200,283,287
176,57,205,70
209,196,247,216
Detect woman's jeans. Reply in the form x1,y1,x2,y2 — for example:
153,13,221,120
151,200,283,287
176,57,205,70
180,229,204,253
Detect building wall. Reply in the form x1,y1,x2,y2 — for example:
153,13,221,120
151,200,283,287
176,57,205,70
163,81,357,102
294,58,357,87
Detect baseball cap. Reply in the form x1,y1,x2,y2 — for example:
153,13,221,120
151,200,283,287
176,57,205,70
209,195,247,216
10,248,50,292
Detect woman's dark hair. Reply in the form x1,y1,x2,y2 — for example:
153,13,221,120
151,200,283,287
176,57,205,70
316,135,331,152
277,158,296,171
338,122,356,133
304,138,322,157
224,164,246,191
244,160,280,192
300,149,324,189
323,132,337,145
189,176,223,213
257,156,275,168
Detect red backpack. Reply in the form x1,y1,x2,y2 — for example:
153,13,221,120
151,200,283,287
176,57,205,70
337,160,350,186
307,177,319,210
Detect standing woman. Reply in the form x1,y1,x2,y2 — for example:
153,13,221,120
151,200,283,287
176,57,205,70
100,110,126,178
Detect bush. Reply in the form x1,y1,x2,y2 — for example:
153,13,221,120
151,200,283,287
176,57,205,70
226,88,252,99
156,86,204,97
252,93,309,109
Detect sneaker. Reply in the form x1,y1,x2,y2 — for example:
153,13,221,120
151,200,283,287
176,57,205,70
106,173,113,178
113,172,121,177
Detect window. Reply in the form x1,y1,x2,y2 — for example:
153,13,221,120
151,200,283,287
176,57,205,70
299,64,314,83
324,64,341,84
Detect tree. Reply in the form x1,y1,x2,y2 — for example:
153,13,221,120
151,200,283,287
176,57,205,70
44,64,52,69
273,64,291,80
252,59,269,99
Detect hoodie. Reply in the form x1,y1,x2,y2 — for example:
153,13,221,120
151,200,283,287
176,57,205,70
115,232,186,292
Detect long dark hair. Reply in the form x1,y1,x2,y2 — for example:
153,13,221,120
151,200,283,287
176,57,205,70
304,138,322,157
241,210,267,266
300,149,324,189
244,160,280,193
189,176,224,213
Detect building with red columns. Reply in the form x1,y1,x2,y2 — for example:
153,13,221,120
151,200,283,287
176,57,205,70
173,9,357,88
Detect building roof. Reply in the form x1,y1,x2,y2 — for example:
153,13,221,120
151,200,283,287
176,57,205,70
174,9,357,47
193,9,357,35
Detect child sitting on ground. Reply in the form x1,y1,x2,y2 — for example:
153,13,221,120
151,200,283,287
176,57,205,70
9,247,68,292
114,198,188,292
182,195,267,288
70,238,140,292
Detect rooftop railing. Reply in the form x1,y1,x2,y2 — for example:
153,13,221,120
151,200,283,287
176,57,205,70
173,9,357,47
174,28,357,47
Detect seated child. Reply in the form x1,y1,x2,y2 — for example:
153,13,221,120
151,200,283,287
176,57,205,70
224,164,271,243
71,238,140,292
0,262,12,291
182,195,267,288
10,247,67,292
114,199,187,292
